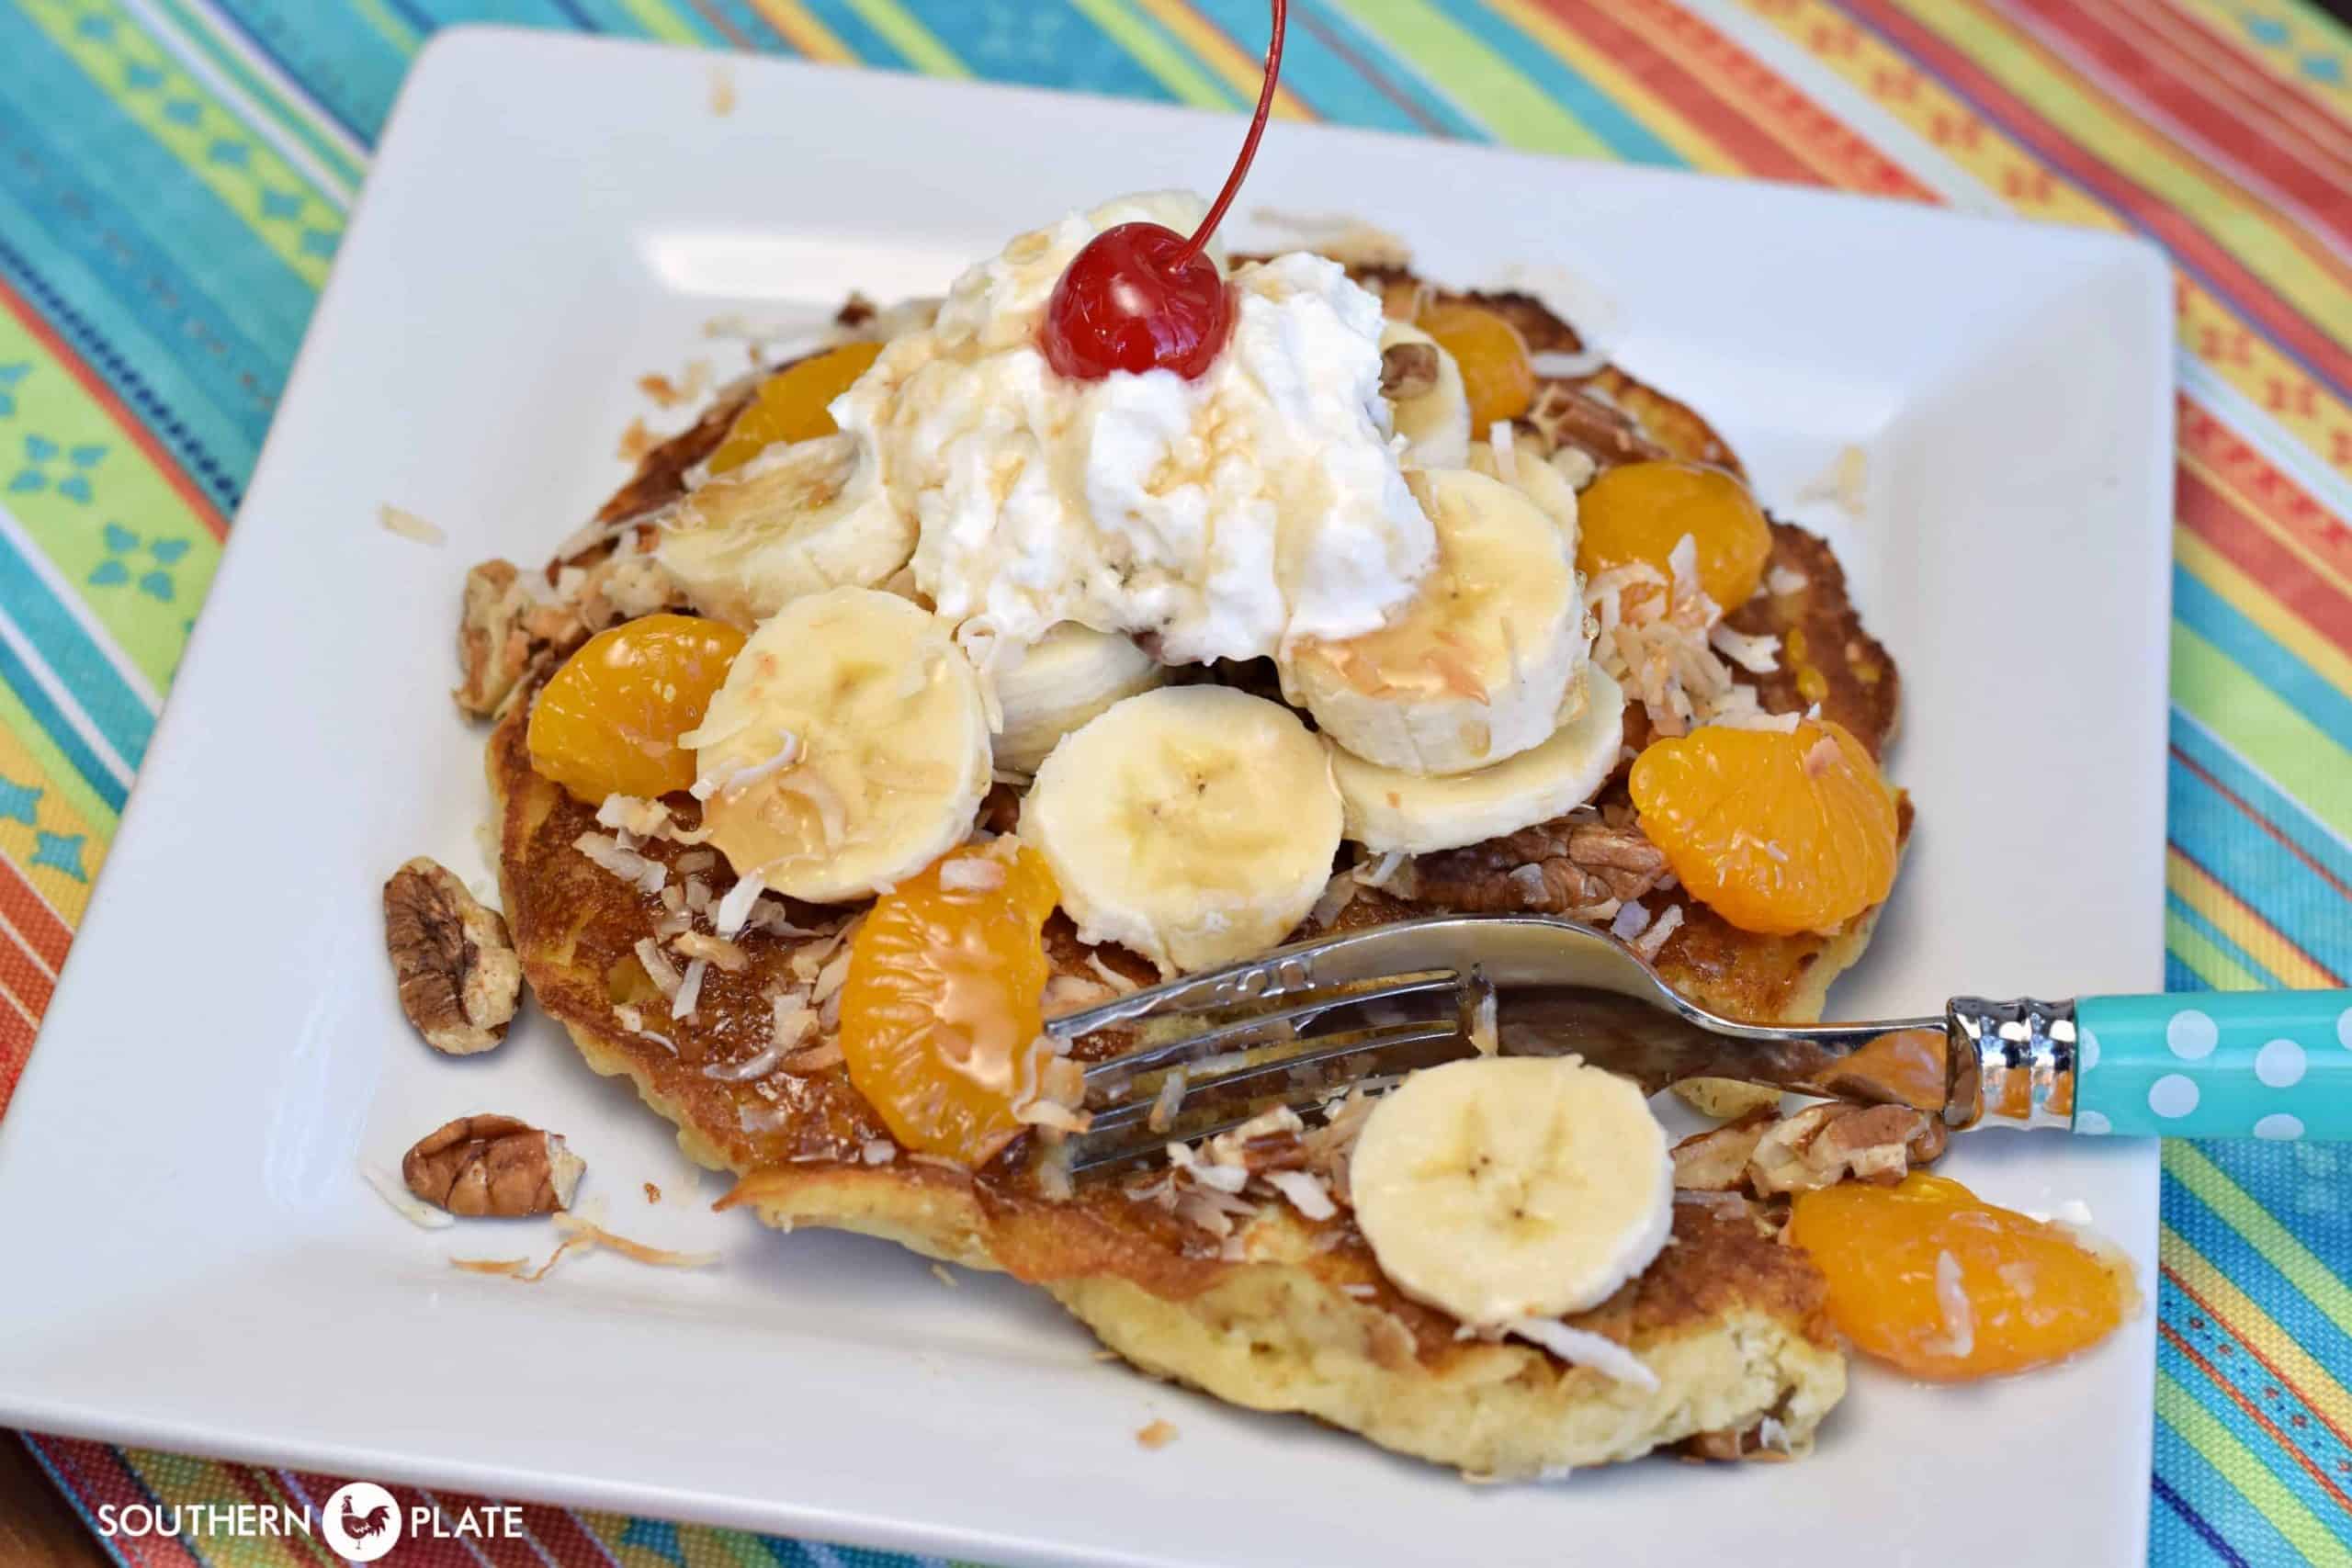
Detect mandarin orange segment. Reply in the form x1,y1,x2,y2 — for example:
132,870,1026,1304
839,844,1061,1165
526,614,746,803
1577,460,1771,610
1628,718,1897,936
1417,302,1535,433
706,341,885,475
1789,1173,2133,1381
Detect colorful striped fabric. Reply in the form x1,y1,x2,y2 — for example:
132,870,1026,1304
1,0,2346,1562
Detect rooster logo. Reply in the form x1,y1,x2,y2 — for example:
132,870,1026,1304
321,1483,401,1562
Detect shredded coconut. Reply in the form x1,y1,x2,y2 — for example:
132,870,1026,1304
1086,953,1139,993
1508,1318,1660,1390
704,1038,787,1082
1629,904,1683,962
1265,1168,1338,1221
672,957,709,1020
862,1139,897,1165
1766,565,1809,596
1356,850,1408,888
1932,1250,1974,1359
1609,899,1652,942
712,874,765,939
1707,623,1781,674
634,937,684,999
596,795,675,838
1308,870,1361,929
939,857,1007,893
692,730,801,801
673,930,748,971
362,1162,454,1229
576,832,666,896
1147,1069,1189,1134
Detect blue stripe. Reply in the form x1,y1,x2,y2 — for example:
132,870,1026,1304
2175,565,2352,759
2166,888,2290,989
802,0,920,72
2169,763,2352,983
2163,1168,2352,1379
688,0,793,50
2167,949,2207,992
2154,1408,2310,1568
1422,0,1683,164
905,2,1177,102
1296,0,1487,138
2173,709,2352,901
2155,1275,2352,1554
209,0,410,143
2152,1473,2253,1568
0,531,155,768
0,624,125,814
2193,1140,2352,1269
146,0,369,191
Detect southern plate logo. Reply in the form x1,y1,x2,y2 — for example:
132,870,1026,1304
322,1482,402,1562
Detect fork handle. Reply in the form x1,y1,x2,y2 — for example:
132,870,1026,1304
2072,991,2352,1141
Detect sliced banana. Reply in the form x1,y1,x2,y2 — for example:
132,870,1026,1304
1351,1056,1674,1328
1379,321,1470,469
991,624,1166,774
1332,666,1624,854
656,433,914,628
694,588,989,902
1281,468,1584,777
1019,686,1341,974
1468,435,1578,551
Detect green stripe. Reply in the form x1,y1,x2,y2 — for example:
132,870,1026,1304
2156,1366,2346,1563
842,0,969,76
2165,908,2267,992
0,682,116,837
147,0,366,193
347,0,420,57
612,0,707,46
2173,623,2352,848
1064,0,1239,107
1333,0,1613,154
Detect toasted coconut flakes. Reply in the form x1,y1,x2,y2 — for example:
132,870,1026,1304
653,911,692,939
1147,1069,1189,1134
1713,708,1803,733
1509,1318,1660,1390
739,1101,795,1134
634,937,684,999
450,1256,533,1276
1265,1168,1338,1221
1135,1418,1180,1450
1017,1098,1093,1133
939,857,1006,893
1086,953,1139,993
596,794,674,838
684,875,712,914
362,1162,456,1229
1766,566,1809,596
712,873,766,939
660,885,685,914
1610,899,1652,942
810,946,854,1006
676,849,716,874
672,957,709,1020
1045,974,1116,1014
1356,850,1408,888
1630,904,1683,962
1933,1250,1974,1359
674,930,748,971
378,503,446,546
576,831,666,896
551,1210,722,1270
862,1139,897,1166
615,1003,643,1032
1707,623,1781,674
1309,870,1360,929
1552,445,1599,490
704,1038,787,1082
780,1040,844,1073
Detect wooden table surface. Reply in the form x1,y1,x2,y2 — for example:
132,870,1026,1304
0,1438,110,1568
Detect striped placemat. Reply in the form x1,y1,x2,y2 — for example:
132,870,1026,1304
2,2,2347,1563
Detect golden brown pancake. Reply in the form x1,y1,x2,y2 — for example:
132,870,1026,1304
487,272,1903,1477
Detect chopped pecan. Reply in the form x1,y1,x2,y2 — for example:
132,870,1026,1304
1673,1077,1785,1121
402,1114,583,1217
1527,383,1668,469
384,857,521,1055
1670,1111,1773,1191
1379,341,1441,400
1747,1103,1944,1196
1410,818,1668,919
454,560,533,716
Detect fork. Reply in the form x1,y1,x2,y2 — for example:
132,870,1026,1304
1047,913,2352,1173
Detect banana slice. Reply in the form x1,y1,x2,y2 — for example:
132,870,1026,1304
1281,468,1583,776
1379,321,1470,469
1351,1056,1674,1327
657,433,914,627
1468,435,1578,550
1332,666,1624,854
1020,686,1341,974
694,587,989,902
991,624,1166,774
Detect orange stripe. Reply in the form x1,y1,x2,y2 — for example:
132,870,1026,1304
0,852,71,968
742,0,855,62
0,277,231,543
2120,0,2352,169
2160,1316,2352,1517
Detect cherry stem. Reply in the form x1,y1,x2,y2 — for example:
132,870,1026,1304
1173,0,1287,269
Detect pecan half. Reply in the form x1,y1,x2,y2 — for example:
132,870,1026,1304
384,857,521,1055
1670,1111,1773,1192
402,1114,583,1217
454,559,533,716
1410,818,1668,919
1527,383,1668,469
1379,341,1440,400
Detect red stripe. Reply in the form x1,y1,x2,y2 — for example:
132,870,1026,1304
1836,0,2352,394
2119,0,2352,163
2166,1264,2352,1460
1620,0,1941,198
2090,0,2352,186
2160,1317,2352,1517
0,987,40,1120
2178,398,2352,581
2007,0,2352,254
23,1437,208,1568
1532,0,1826,186
2177,463,2352,660
0,852,72,968
0,279,230,545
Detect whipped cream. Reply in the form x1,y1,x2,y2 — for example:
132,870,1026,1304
833,192,1434,664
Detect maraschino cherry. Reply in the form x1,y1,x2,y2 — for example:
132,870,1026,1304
1040,0,1287,381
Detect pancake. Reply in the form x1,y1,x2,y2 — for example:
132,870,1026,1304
485,272,1900,1477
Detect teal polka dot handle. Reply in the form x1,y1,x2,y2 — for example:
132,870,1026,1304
2074,992,2352,1142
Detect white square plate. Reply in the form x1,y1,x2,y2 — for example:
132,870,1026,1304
0,28,2172,1568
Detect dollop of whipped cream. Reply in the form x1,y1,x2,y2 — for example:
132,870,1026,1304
832,192,1434,664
